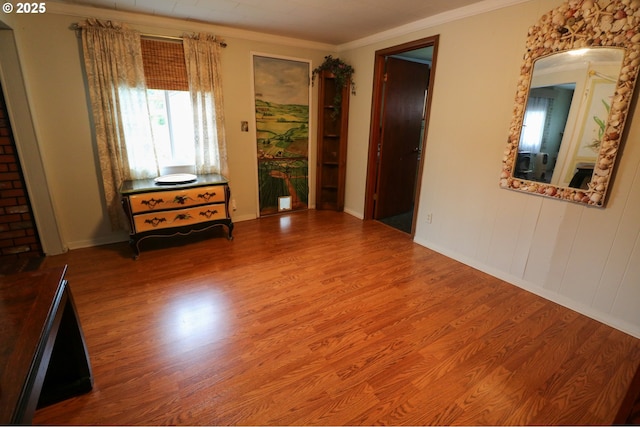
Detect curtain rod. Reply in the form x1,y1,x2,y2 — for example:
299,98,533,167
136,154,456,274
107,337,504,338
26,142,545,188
141,33,227,48
70,24,227,47
141,33,183,41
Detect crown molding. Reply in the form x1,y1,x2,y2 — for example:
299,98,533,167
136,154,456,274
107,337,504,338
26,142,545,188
45,2,335,52
338,0,531,51
46,0,531,52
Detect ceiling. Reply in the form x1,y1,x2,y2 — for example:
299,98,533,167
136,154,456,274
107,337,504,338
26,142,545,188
47,0,488,45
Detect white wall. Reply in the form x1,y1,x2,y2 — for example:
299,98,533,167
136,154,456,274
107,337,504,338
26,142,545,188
340,0,640,337
3,0,639,337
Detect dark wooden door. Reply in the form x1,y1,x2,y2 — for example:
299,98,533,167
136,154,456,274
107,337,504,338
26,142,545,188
374,57,430,219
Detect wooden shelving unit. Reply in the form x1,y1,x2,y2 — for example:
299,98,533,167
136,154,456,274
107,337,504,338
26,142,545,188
316,70,350,211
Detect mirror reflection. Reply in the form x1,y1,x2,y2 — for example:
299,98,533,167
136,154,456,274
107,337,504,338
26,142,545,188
515,48,624,189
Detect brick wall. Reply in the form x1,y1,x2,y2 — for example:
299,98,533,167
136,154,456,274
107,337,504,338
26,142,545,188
0,85,43,262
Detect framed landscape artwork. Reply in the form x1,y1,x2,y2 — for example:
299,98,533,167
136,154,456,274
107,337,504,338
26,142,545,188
252,54,310,216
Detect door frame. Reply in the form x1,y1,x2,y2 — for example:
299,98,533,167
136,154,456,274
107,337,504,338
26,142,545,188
364,35,439,236
0,26,66,254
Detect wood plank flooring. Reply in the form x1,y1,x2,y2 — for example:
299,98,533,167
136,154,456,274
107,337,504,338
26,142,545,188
31,210,640,425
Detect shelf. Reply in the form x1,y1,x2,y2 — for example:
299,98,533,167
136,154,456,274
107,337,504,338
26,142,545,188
316,69,349,212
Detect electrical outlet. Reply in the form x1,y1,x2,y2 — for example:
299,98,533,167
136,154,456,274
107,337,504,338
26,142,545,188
426,213,432,224
232,199,237,211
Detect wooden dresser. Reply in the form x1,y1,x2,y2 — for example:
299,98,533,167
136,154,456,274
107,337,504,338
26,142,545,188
120,174,233,258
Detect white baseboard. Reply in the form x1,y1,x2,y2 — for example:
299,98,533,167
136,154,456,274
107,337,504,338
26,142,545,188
343,208,364,219
67,231,129,250
232,213,258,222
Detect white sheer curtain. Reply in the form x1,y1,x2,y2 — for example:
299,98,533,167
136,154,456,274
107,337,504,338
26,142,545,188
182,33,229,178
79,19,159,229
519,96,550,153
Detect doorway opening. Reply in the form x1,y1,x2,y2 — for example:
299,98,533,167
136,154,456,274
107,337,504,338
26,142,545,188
364,36,439,236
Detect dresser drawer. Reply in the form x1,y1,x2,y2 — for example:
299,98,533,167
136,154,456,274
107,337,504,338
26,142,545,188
128,185,226,213
133,203,227,233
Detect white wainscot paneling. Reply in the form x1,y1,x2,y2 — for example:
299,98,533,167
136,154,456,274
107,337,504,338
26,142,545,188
484,192,532,273
509,195,543,278
538,202,583,294
557,207,619,307
522,199,566,287
594,162,640,321
610,238,640,327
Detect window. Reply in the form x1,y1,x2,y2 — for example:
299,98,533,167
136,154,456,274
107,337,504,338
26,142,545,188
147,89,195,167
520,96,551,153
140,38,193,168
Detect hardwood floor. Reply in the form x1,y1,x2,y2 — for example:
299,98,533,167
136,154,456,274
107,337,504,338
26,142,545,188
31,210,640,425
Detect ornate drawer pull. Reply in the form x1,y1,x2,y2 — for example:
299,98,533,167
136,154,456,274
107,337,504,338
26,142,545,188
198,192,217,202
173,195,194,205
174,213,193,222
199,209,219,219
143,217,167,227
141,198,165,209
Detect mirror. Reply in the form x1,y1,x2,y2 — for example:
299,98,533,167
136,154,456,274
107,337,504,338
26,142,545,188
516,48,624,187
500,0,640,206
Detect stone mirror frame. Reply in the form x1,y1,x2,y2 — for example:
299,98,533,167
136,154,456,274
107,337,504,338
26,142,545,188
500,0,640,206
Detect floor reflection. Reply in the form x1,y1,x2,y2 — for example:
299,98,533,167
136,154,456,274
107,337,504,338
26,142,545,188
279,215,291,230
161,289,230,356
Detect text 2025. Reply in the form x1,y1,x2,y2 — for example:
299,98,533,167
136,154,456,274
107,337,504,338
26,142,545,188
16,2,46,13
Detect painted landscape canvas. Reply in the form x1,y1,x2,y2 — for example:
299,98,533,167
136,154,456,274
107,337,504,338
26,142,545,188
253,55,309,216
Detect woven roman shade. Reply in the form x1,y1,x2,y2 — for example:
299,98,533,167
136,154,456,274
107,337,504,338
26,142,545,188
140,38,188,91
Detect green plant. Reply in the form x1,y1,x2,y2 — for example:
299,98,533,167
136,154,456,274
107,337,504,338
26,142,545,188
312,55,356,119
588,98,610,152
